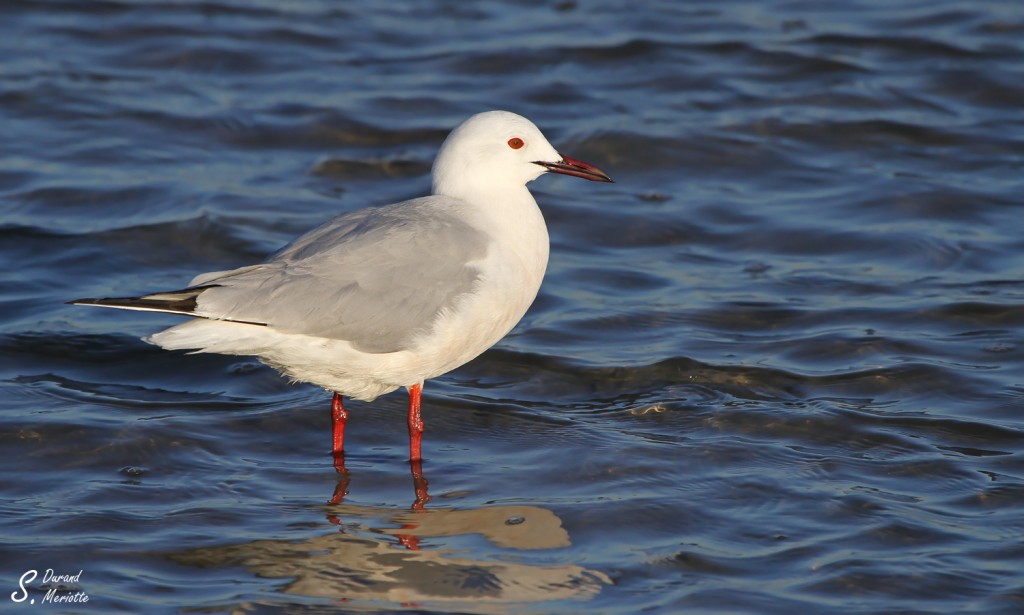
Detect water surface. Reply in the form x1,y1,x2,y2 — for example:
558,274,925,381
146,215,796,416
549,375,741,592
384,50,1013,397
2,1,1023,613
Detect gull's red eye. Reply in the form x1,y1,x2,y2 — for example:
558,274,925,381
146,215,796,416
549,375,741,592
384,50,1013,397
507,137,524,150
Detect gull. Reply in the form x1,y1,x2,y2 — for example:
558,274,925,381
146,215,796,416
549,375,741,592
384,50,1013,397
70,110,613,462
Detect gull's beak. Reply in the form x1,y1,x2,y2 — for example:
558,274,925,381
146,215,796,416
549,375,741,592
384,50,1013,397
534,156,613,183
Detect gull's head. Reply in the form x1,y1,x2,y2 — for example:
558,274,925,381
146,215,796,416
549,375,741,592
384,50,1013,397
431,110,612,198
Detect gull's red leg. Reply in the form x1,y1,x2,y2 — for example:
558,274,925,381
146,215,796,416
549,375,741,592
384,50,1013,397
331,393,348,462
407,383,424,461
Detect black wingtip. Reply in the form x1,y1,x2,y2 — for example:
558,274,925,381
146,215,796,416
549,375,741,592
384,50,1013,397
67,288,268,327
67,296,148,308
65,288,212,315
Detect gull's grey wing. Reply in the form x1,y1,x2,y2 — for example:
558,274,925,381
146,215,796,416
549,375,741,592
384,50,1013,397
192,196,489,353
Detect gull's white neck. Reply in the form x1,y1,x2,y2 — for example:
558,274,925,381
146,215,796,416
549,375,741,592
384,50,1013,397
436,181,550,287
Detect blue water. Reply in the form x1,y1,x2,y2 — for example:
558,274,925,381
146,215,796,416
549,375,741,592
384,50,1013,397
2,1,1023,613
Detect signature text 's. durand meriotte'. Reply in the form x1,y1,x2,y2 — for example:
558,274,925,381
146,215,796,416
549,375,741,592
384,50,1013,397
11,569,90,605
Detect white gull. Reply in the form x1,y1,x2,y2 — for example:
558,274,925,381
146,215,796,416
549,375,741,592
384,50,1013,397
71,110,613,462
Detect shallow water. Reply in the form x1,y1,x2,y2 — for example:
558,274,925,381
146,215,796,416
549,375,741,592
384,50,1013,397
2,1,1024,613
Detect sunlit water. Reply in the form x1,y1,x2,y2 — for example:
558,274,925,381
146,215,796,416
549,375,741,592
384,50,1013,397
2,1,1023,613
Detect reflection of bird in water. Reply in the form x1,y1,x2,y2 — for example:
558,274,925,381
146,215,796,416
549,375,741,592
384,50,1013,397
325,459,572,553
327,458,431,513
341,504,572,551
170,503,610,609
